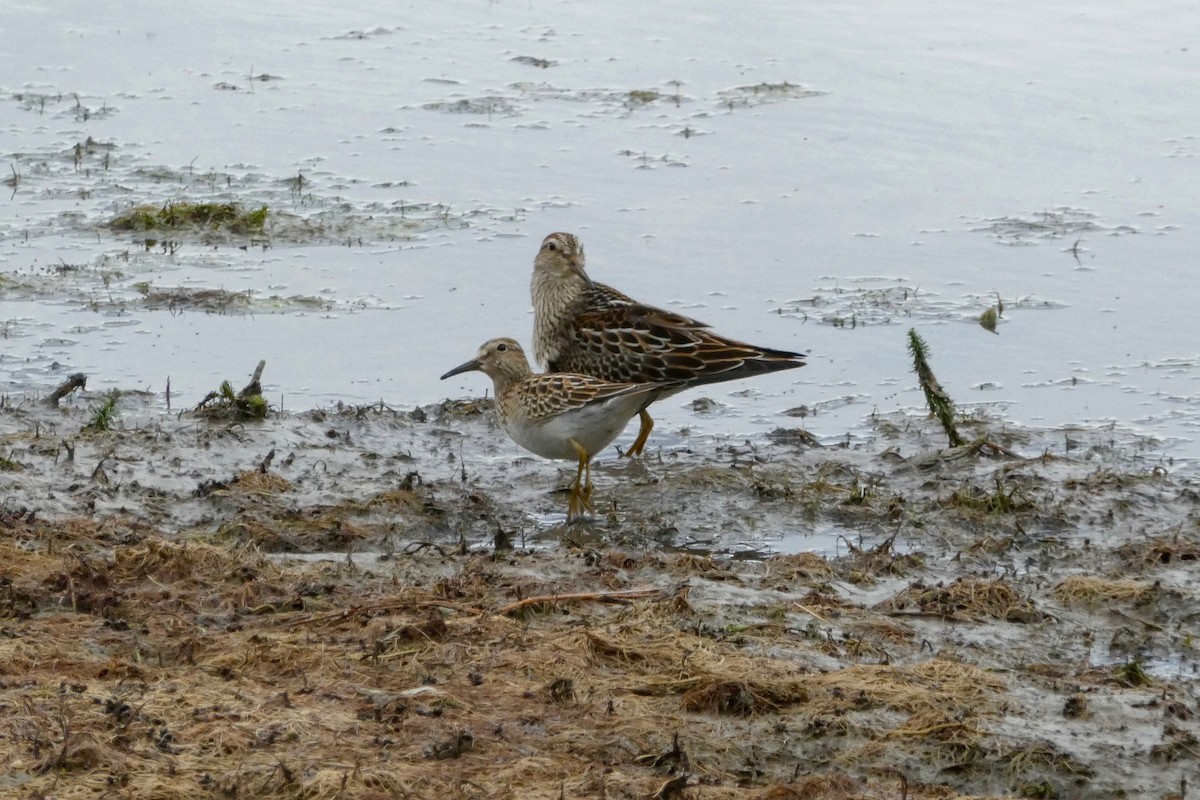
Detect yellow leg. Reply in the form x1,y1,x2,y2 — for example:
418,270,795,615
567,438,594,519
624,409,654,457
582,456,594,507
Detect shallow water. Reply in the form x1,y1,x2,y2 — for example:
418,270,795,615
1,0,1198,465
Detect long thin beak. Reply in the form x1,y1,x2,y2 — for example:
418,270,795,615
568,259,594,290
440,358,481,380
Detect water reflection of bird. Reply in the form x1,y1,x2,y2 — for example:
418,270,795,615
440,337,678,519
531,232,807,455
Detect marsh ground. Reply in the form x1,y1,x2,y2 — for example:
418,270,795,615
2,394,1197,799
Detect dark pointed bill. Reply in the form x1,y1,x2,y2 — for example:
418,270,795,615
568,259,594,290
439,358,481,380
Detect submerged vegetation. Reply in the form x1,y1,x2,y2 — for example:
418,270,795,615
715,81,826,108
108,201,268,234
627,88,661,105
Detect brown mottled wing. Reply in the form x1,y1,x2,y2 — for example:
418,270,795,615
555,300,806,387
586,281,644,312
511,374,668,423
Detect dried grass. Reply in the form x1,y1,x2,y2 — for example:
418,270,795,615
877,578,1043,622
1053,575,1151,605
0,517,1011,799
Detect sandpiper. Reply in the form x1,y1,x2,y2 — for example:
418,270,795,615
531,232,807,456
440,337,678,518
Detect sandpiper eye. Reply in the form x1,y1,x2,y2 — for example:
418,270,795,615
496,342,508,352
545,240,557,251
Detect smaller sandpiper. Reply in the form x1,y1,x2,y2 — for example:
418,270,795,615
440,337,678,519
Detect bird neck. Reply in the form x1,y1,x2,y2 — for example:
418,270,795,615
488,358,533,398
531,268,586,367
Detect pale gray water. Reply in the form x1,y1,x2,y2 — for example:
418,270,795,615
1,0,1198,463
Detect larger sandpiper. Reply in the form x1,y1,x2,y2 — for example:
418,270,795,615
531,232,807,455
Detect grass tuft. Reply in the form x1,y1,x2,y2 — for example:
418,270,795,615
83,390,121,432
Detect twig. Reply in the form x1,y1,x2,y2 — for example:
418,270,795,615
45,372,87,406
278,599,485,628
887,720,978,739
1109,607,1164,632
240,360,266,398
872,768,909,800
941,435,1022,461
496,587,662,615
792,602,832,625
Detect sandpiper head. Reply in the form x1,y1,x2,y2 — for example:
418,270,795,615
440,337,532,384
534,232,593,289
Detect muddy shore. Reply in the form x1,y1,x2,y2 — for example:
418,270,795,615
1,391,1197,799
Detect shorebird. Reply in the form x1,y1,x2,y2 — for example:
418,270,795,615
531,232,806,456
440,337,678,518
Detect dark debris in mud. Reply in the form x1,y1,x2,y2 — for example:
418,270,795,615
192,360,271,421
1,396,1198,799
511,55,556,69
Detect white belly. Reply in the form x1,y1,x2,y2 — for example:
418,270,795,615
502,400,640,461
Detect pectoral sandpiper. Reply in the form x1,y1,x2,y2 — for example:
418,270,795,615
531,232,807,456
440,337,678,518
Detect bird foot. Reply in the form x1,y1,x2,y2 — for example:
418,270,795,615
567,485,594,520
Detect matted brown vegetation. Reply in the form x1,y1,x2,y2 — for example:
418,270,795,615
1,515,1019,800
1053,575,1152,606
876,578,1043,623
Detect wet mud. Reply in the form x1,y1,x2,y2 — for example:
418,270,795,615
2,391,1197,799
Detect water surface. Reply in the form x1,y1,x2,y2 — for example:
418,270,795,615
1,0,1197,464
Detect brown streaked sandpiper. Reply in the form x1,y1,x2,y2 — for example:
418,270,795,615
440,337,679,518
